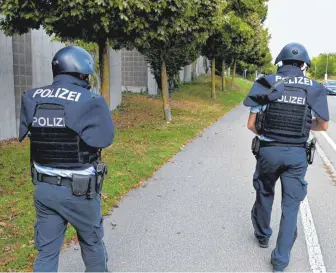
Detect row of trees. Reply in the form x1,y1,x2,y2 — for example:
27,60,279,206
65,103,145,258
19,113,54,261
0,0,272,121
309,53,336,80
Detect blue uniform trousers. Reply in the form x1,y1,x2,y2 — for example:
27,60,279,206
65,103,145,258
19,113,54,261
33,181,108,272
251,146,308,271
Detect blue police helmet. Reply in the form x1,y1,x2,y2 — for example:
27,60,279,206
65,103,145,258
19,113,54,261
275,43,311,67
52,46,94,77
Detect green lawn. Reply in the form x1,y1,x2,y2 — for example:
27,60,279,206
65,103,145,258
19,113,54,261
0,75,252,271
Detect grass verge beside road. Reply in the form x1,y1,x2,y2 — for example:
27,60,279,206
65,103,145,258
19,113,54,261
0,75,252,271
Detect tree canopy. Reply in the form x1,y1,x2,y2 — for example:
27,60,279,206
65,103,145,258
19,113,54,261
0,0,152,108
202,0,271,91
310,53,336,80
0,0,274,115
123,0,227,121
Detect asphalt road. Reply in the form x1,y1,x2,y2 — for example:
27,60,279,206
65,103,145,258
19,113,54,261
58,100,336,272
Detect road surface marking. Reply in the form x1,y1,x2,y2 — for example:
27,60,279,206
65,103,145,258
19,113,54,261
299,142,327,273
316,140,336,178
321,131,336,153
300,198,326,273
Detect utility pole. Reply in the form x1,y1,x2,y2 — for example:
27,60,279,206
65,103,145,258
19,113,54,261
325,53,329,81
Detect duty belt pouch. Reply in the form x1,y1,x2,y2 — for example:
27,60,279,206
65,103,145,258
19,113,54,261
251,136,260,156
71,174,90,196
255,111,264,134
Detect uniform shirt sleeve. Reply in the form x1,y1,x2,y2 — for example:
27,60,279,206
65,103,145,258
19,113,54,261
250,105,263,113
307,82,330,121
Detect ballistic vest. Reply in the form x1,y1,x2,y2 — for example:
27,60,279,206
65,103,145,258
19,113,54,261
19,74,115,168
30,104,100,168
244,65,329,144
256,83,312,143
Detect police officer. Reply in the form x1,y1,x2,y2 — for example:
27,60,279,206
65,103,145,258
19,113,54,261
19,46,114,272
243,43,329,272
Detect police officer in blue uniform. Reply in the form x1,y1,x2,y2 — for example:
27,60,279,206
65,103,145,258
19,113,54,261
243,43,329,271
19,46,114,272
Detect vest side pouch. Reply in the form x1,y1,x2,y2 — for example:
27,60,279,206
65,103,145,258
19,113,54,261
255,111,265,134
72,174,90,196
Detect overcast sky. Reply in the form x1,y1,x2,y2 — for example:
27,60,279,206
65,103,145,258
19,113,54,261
264,0,336,61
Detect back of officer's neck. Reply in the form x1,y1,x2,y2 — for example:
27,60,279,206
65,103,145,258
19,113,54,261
53,74,90,89
278,64,304,76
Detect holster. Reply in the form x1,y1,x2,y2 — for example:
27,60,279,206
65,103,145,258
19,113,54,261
306,137,317,165
251,136,260,157
31,165,37,185
96,162,108,196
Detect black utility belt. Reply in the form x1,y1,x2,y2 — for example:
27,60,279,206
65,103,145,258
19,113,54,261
260,141,306,148
32,169,99,199
36,172,96,188
251,136,316,164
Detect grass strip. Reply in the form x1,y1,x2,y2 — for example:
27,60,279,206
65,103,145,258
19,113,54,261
0,75,252,271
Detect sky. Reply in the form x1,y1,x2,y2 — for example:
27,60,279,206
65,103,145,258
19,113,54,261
264,0,336,62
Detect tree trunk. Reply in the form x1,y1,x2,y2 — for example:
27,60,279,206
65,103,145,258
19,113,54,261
161,60,172,121
221,60,226,91
211,58,216,99
98,38,110,108
231,57,236,89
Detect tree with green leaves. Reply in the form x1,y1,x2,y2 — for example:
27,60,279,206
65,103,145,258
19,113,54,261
0,0,151,108
125,0,226,121
228,0,269,87
202,29,233,97
141,40,201,93
237,27,273,78
310,53,336,80
202,0,270,95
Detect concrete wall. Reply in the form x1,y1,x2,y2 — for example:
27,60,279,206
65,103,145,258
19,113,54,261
31,28,64,87
179,69,184,82
184,64,192,83
110,49,122,110
0,32,16,140
0,24,209,140
121,49,148,92
11,28,64,132
147,65,158,95
146,56,208,96
196,57,203,76
12,33,33,132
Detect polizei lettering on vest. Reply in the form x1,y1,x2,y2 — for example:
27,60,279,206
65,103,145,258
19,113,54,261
32,88,81,101
32,117,66,127
277,96,305,105
275,76,313,86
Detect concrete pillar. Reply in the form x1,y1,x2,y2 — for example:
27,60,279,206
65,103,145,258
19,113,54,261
199,57,205,75
0,32,16,140
109,49,122,110
31,28,64,87
184,64,192,82
195,58,200,77
147,65,158,95
179,68,184,83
